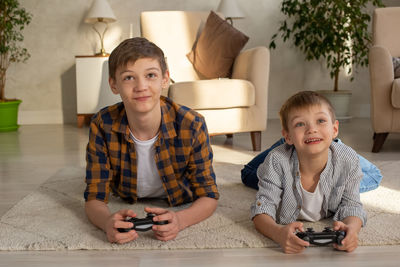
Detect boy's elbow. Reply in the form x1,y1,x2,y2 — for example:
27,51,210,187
204,196,218,211
85,199,106,214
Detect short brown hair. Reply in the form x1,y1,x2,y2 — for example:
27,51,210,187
108,37,167,80
279,91,336,132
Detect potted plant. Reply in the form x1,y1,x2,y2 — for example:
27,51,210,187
0,0,32,131
270,0,384,120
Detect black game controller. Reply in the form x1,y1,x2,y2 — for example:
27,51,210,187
117,213,168,232
296,227,346,246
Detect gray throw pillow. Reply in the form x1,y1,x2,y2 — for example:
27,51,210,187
393,57,400,79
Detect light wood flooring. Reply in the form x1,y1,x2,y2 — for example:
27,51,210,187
1,119,399,266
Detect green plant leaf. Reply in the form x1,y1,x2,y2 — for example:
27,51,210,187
270,0,384,90
0,0,32,101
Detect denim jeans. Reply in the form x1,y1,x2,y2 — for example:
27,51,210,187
241,138,382,193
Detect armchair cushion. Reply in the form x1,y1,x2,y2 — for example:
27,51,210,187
186,11,249,79
392,79,400,108
168,79,255,109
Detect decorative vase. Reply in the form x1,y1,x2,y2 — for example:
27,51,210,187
0,99,22,132
316,90,352,121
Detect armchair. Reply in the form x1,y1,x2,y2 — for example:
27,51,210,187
140,11,269,151
369,7,400,152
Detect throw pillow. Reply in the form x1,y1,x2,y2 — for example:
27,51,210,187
187,11,249,79
393,57,400,78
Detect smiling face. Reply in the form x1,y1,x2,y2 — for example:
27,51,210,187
109,57,169,115
282,103,339,158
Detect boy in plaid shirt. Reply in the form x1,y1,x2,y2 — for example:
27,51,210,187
84,37,219,244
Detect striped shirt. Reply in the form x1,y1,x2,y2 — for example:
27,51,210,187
84,96,219,206
251,142,367,226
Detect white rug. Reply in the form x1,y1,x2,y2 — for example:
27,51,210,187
0,161,399,251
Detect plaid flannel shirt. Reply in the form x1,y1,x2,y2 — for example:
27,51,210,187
84,96,219,206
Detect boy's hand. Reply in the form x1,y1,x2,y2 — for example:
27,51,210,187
105,209,138,244
332,221,359,252
145,207,182,241
276,221,310,254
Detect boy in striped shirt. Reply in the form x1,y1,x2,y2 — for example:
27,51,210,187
251,91,366,253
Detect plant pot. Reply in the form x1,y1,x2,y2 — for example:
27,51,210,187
316,90,352,121
0,99,22,132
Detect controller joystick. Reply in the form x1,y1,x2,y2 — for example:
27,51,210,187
117,213,168,232
296,227,346,246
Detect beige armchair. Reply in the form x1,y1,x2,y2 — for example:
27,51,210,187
140,11,269,151
369,7,400,153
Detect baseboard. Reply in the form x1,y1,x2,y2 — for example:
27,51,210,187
352,104,370,118
17,105,371,125
269,104,370,120
18,110,65,125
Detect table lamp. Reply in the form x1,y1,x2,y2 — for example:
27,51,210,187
85,0,116,56
217,0,245,25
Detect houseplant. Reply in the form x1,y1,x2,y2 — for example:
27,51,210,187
0,0,32,131
270,0,384,119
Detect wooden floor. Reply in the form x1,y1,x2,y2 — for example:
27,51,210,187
1,119,400,266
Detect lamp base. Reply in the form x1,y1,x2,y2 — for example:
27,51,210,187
95,51,110,57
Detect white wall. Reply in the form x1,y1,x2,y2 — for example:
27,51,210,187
6,0,399,124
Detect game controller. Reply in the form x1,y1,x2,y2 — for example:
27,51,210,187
296,227,346,246
117,213,168,232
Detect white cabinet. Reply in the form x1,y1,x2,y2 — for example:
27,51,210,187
75,55,121,127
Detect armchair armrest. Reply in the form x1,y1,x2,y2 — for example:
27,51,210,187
231,47,270,116
369,45,395,132
369,45,394,89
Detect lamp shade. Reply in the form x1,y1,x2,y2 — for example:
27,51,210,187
85,0,116,24
217,0,245,19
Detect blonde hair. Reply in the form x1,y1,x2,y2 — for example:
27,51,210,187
279,91,336,132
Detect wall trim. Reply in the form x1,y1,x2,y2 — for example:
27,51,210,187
17,104,370,125
19,110,64,125
352,104,370,118
268,104,370,120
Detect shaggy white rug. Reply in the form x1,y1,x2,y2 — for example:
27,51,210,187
0,161,399,251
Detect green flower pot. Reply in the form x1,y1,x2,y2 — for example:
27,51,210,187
0,99,22,132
